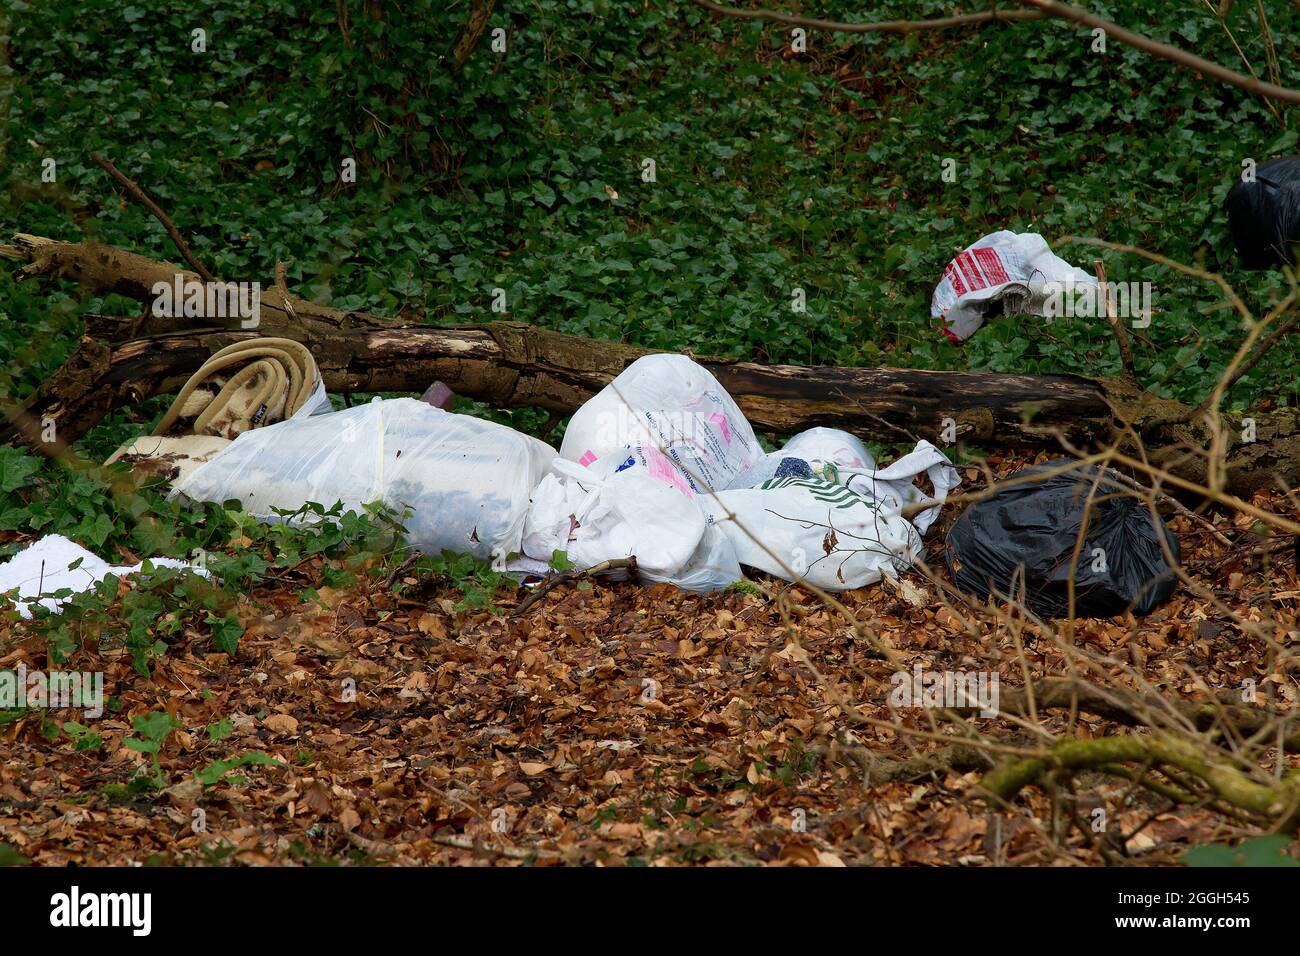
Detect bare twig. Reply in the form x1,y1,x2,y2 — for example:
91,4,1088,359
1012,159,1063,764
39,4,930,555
90,153,215,283
1219,295,1300,396
1020,0,1300,104
510,556,638,617
1093,259,1136,379
432,833,562,861
689,0,1045,33
450,0,497,71
691,0,1300,104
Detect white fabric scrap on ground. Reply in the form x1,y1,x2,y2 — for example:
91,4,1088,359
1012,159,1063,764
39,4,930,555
0,534,209,618
844,439,960,535
521,449,742,592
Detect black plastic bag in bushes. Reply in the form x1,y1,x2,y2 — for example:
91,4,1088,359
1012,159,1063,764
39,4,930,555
1224,156,1300,269
945,461,1179,618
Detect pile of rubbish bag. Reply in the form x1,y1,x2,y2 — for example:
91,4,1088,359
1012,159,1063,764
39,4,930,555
7,336,1181,617
124,344,960,596
523,357,959,591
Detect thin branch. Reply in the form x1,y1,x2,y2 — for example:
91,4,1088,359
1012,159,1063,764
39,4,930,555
1020,0,1300,104
510,556,638,617
1059,235,1252,334
450,0,497,71
691,0,1300,105
1100,465,1235,549
1092,259,1136,379
1219,294,1300,396
432,833,562,861
90,153,215,283
689,0,1046,34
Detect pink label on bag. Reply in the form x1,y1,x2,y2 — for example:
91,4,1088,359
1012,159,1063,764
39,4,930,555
643,446,695,498
709,412,732,444
578,450,597,467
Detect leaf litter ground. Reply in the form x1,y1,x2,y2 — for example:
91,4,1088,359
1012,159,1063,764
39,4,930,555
2,453,1297,867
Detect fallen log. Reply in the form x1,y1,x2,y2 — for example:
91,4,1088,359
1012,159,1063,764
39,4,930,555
3,234,1299,494
6,321,1125,446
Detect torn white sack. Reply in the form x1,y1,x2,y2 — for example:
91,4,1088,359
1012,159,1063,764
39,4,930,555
521,449,741,591
844,439,960,535
931,230,1097,342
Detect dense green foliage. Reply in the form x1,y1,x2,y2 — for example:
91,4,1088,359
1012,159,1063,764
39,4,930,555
5,0,1300,408
1,1,1298,638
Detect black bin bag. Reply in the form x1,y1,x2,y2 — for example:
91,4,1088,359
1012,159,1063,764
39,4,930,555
945,461,1179,618
1224,156,1300,269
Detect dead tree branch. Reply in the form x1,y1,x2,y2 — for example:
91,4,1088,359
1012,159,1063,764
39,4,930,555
691,0,1300,104
689,0,1045,33
89,154,215,283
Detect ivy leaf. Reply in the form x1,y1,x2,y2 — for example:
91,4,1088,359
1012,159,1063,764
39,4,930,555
0,447,39,495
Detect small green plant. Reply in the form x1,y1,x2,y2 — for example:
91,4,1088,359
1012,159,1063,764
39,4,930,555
122,710,180,789
406,551,515,612
723,579,763,597
195,752,283,788
61,720,104,752
204,614,244,656
206,717,233,742
0,843,30,867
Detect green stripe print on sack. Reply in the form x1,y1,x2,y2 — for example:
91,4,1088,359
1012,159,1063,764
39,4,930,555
757,477,879,511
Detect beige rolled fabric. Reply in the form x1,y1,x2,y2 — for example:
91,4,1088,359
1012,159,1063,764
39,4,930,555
151,338,320,439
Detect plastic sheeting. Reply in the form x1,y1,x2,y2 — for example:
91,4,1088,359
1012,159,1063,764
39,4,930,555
174,397,557,562
944,461,1179,617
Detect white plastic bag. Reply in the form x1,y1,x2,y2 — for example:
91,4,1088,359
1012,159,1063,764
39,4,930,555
931,231,1097,342
560,354,759,493
522,452,706,577
521,447,741,591
173,398,557,562
782,427,875,473
725,430,957,535
728,427,876,488
845,439,960,535
703,477,921,591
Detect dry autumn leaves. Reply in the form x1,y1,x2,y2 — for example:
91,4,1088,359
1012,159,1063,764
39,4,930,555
3,450,1296,867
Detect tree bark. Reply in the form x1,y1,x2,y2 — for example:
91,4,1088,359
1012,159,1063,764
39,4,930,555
3,320,1125,448
450,0,497,72
3,234,1299,494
